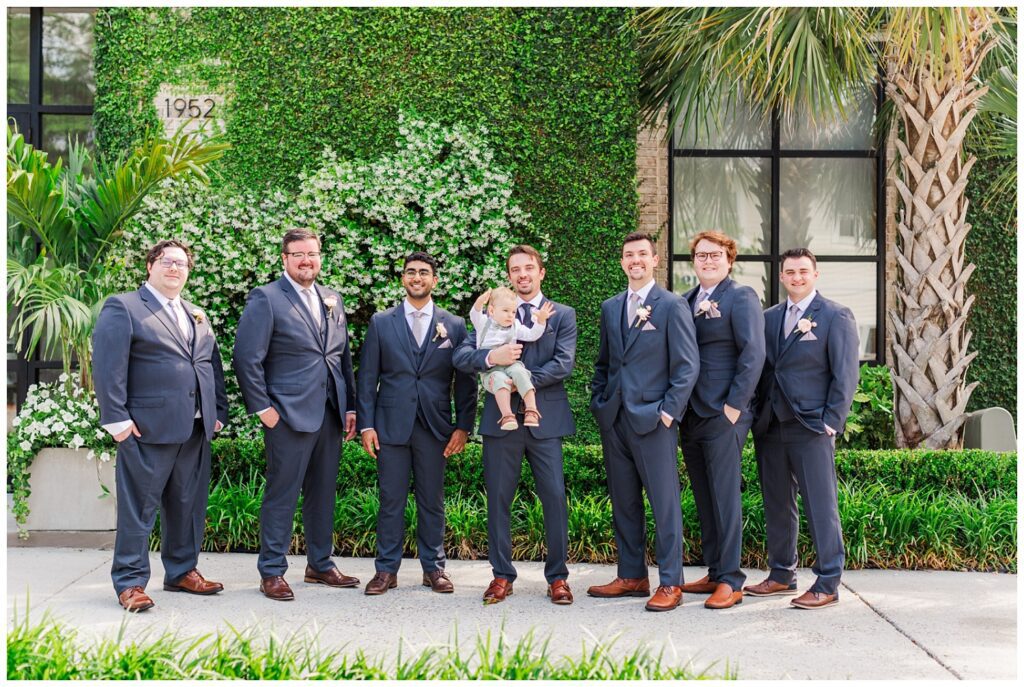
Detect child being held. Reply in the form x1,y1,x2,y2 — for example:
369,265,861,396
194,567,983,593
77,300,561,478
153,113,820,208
469,286,554,430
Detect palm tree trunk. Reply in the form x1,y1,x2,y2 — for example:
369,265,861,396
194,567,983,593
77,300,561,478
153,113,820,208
885,14,994,448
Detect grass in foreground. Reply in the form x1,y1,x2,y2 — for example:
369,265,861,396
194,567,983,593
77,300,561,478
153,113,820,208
6,611,732,680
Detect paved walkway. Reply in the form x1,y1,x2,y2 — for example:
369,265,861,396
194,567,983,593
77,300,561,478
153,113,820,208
5,545,1017,680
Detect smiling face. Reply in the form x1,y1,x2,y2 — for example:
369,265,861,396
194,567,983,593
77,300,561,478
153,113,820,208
281,237,322,288
692,238,732,289
621,238,658,288
401,260,437,301
507,252,545,301
146,246,190,299
780,256,819,303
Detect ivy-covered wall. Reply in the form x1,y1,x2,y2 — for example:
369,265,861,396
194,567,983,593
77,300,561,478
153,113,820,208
963,151,1017,420
94,7,639,444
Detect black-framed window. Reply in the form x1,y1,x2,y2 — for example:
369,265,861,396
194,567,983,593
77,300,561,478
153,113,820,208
7,7,96,415
667,84,885,363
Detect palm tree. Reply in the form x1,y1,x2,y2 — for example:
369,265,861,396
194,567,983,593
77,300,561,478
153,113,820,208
7,123,229,390
633,7,1008,449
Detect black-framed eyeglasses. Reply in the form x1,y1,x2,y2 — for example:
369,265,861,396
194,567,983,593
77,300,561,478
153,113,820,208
694,251,725,262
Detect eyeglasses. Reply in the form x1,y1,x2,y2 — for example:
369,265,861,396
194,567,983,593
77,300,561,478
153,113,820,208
694,251,725,262
403,268,433,278
286,251,321,259
157,258,189,270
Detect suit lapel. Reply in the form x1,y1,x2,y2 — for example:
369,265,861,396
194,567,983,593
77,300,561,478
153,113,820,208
418,311,442,371
623,287,659,355
778,294,822,360
391,305,417,370
140,286,191,356
315,284,335,351
609,291,626,357
279,278,323,349
180,297,202,358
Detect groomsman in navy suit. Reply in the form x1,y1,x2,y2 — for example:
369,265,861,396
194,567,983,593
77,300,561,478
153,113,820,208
453,245,577,606
745,248,859,609
679,231,765,610
234,229,361,601
588,232,699,612
357,252,477,595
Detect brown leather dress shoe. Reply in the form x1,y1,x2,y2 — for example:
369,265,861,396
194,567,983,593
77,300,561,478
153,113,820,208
547,579,573,605
483,577,513,604
586,577,651,598
680,574,718,594
791,590,839,609
645,585,683,612
742,578,798,597
164,569,224,595
364,571,398,595
422,570,454,593
118,586,155,612
260,575,294,601
304,565,360,588
704,582,743,609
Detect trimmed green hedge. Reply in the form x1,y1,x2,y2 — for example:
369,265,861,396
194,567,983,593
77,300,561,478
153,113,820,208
210,439,1017,499
94,7,639,446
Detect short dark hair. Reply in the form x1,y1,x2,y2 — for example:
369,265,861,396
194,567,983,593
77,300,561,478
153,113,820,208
281,228,321,254
506,244,544,272
146,239,194,269
404,251,437,274
780,247,817,269
622,231,657,255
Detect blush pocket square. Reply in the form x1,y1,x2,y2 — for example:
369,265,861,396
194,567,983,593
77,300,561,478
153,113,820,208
799,332,818,342
641,322,657,332
437,339,452,349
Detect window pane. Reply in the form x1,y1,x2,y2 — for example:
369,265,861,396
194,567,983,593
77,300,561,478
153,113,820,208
675,96,770,150
775,262,877,361
672,260,770,307
779,158,876,256
41,114,96,170
7,8,31,102
780,84,877,150
43,8,95,105
673,157,772,257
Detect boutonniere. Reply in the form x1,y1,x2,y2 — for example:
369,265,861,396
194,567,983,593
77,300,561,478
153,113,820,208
191,309,204,324
432,322,448,342
323,295,338,316
797,317,817,334
634,305,652,327
697,299,721,319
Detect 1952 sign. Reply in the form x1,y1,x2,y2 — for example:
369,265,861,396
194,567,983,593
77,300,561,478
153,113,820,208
154,87,225,137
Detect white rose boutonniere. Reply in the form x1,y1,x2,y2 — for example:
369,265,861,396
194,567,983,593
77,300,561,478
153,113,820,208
697,299,722,319
433,322,448,342
635,305,652,327
191,309,204,324
323,295,338,316
796,317,817,334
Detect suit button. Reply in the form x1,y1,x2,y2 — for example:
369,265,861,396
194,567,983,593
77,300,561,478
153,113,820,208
416,375,421,380
189,391,195,397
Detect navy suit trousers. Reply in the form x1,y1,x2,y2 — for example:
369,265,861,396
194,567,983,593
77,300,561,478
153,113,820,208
258,404,342,578
375,418,448,573
754,418,845,595
111,419,210,594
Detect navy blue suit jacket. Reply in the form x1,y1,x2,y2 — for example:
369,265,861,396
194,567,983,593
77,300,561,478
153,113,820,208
356,304,477,444
233,277,356,433
453,297,577,439
93,285,228,444
683,277,765,418
590,284,699,435
752,292,860,436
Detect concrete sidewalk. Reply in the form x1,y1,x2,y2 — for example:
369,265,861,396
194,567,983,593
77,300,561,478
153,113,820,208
5,545,1017,680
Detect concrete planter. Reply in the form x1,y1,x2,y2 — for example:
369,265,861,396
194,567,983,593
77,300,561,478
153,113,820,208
24,448,116,531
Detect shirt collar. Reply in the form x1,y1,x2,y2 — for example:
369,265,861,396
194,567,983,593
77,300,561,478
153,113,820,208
698,281,721,299
145,281,179,308
786,289,818,314
403,298,434,319
284,271,317,297
515,292,544,309
628,279,656,303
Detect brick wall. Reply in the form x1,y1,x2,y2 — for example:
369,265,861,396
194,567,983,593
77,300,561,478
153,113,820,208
636,118,670,285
